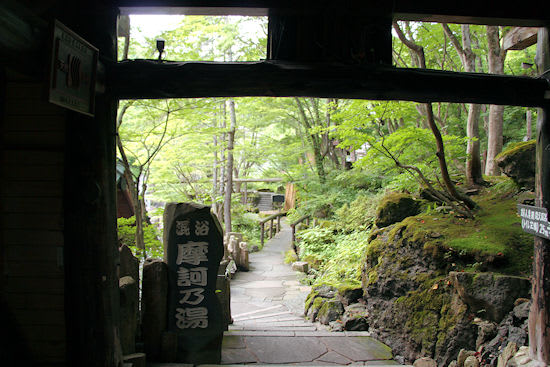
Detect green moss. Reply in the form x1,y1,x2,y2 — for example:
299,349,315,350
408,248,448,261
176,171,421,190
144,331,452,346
304,291,319,313
375,192,421,228
337,280,361,294
394,276,453,355
367,269,378,286
376,192,532,276
312,296,325,310
495,140,535,160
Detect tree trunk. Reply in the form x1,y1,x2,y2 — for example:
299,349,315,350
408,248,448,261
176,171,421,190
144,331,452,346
485,26,506,176
442,23,484,185
526,110,533,141
466,103,483,185
395,21,477,212
212,119,219,215
224,99,236,235
293,97,327,183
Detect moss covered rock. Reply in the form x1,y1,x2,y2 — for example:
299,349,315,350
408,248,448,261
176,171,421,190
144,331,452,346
362,220,475,366
375,192,421,228
496,140,535,190
306,296,326,321
317,299,344,325
449,271,530,323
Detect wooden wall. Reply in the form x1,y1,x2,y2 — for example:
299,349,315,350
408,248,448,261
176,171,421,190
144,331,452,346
1,79,67,366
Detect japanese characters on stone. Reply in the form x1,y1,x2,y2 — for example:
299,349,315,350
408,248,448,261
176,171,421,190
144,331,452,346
174,219,210,329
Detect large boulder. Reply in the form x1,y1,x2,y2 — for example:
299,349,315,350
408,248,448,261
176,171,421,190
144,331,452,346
496,140,535,190
375,192,421,228
362,221,477,366
449,272,530,323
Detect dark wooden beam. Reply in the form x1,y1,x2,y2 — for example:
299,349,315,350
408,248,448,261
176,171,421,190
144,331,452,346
267,3,392,65
109,60,550,107
114,0,550,26
0,1,51,76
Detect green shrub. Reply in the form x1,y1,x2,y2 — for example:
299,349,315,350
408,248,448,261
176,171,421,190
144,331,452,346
117,216,163,258
231,202,262,249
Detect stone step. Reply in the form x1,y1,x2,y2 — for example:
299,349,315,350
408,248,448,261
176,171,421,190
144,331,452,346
233,310,294,322
230,326,319,331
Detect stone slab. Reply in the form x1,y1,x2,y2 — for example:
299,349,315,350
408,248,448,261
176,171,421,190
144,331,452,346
222,335,246,349
240,280,285,288
320,336,393,362
244,336,327,364
221,348,258,364
318,350,355,365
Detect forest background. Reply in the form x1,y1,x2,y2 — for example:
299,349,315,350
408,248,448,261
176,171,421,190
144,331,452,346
115,15,538,282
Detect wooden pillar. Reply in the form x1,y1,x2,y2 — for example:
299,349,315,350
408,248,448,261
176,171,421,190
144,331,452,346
530,27,550,366
62,3,122,367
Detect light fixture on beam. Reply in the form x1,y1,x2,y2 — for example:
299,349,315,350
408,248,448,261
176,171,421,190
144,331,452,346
156,38,165,62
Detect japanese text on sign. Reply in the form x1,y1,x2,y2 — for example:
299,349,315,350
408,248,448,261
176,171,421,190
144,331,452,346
517,204,550,240
174,219,211,329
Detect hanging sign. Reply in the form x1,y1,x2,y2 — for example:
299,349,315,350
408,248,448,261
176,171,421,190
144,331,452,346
517,204,550,239
49,20,98,116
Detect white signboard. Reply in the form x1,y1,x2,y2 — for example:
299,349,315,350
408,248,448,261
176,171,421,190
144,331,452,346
49,20,98,116
517,204,550,239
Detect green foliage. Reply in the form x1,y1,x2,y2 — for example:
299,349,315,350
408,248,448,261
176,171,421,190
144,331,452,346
335,192,385,232
297,227,337,259
117,216,164,258
231,202,262,249
355,127,468,192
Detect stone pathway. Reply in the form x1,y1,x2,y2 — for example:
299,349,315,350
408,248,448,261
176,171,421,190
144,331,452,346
220,221,401,366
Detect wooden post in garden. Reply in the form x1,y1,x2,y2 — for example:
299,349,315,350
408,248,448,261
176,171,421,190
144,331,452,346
530,27,550,366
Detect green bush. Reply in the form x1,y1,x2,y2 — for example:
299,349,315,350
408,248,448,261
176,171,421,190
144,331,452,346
231,202,262,249
335,192,384,232
117,216,163,258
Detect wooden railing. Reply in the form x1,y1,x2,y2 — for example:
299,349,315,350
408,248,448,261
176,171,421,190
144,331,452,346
259,212,287,247
290,215,311,255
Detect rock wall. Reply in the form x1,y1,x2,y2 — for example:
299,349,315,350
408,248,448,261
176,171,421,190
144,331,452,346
360,220,530,366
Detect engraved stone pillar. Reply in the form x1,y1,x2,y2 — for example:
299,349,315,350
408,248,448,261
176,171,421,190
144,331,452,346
163,202,224,364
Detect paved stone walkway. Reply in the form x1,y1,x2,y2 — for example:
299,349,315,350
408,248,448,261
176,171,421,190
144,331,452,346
220,221,401,366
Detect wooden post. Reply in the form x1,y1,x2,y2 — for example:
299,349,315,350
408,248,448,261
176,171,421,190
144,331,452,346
270,218,274,238
260,222,265,247
291,224,296,250
277,215,281,233
62,4,122,366
529,27,550,366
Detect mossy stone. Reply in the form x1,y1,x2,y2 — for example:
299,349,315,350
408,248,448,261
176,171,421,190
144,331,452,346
375,192,420,228
307,296,326,321
317,299,344,325
496,140,535,190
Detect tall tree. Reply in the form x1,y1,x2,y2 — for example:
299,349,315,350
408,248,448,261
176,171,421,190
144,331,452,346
393,21,476,213
224,99,237,234
117,100,180,254
485,26,508,175
442,23,484,185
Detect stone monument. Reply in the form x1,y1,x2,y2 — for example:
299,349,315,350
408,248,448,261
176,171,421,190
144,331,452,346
163,203,224,364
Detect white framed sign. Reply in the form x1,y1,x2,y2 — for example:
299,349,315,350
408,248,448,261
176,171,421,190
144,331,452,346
49,20,98,116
